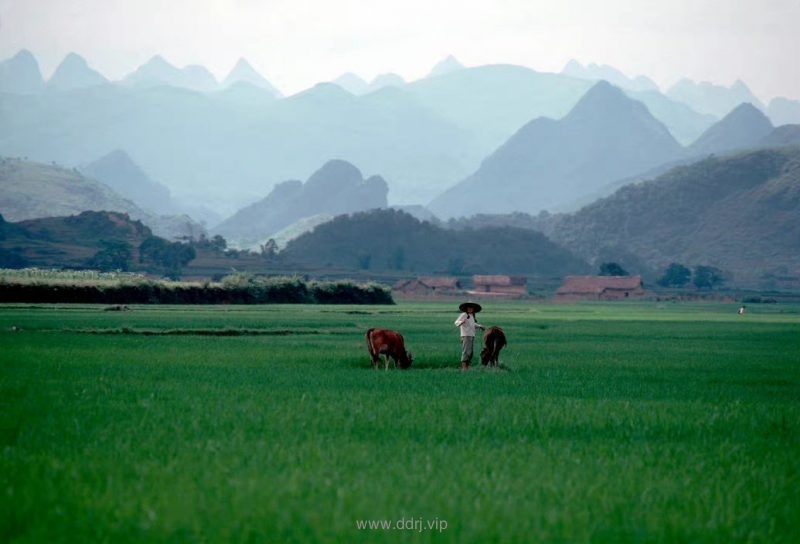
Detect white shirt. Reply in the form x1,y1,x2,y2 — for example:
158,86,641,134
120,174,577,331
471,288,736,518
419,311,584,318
455,312,483,337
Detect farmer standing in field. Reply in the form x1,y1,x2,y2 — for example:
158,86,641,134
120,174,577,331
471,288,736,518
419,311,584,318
454,301,484,370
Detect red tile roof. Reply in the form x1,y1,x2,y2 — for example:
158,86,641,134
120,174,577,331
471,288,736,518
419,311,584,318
556,275,643,295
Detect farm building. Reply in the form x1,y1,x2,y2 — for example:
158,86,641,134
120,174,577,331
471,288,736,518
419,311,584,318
555,275,645,301
393,276,462,296
472,275,528,296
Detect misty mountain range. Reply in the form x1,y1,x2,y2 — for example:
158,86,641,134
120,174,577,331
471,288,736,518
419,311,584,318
3,144,798,288
1,48,800,276
429,81,683,217
2,49,799,212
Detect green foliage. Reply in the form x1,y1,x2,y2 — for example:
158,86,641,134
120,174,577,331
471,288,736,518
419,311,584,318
598,261,628,276
281,209,590,276
356,253,371,270
220,273,311,303
0,248,27,268
0,270,393,304
0,211,199,277
389,246,405,270
657,262,692,287
191,234,228,252
86,240,133,271
693,265,726,290
139,236,196,279
1,302,799,542
260,238,278,258
310,280,394,304
542,147,800,288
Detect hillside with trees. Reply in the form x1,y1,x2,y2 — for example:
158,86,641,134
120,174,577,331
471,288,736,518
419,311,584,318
278,208,590,277
0,211,196,277
537,147,800,287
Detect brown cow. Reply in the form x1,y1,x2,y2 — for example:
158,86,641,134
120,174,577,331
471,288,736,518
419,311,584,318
480,326,507,367
366,328,413,370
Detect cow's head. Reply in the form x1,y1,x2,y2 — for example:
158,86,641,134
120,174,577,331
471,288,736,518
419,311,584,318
479,346,491,365
400,351,413,369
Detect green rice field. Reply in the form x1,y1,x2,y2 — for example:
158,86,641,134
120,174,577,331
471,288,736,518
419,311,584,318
1,301,799,543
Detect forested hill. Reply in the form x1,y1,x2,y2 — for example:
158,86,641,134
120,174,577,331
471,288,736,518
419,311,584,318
0,210,195,276
541,146,800,285
279,208,590,277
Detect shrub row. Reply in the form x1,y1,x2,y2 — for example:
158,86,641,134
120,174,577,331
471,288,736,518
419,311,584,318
0,276,394,305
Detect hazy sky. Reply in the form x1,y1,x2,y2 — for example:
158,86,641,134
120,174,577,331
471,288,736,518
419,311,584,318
1,0,798,101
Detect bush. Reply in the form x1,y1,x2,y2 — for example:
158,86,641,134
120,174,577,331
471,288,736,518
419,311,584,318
0,270,393,305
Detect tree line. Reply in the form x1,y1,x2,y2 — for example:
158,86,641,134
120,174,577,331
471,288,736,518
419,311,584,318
598,261,726,290
0,273,393,305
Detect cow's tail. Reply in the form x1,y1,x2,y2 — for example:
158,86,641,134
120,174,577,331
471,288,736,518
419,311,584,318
492,337,501,360
366,328,376,357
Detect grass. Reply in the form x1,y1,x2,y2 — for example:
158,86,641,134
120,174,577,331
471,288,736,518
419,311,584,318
1,301,799,543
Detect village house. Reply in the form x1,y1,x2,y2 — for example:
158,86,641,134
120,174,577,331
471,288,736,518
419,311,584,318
392,276,462,296
555,275,645,301
471,275,528,296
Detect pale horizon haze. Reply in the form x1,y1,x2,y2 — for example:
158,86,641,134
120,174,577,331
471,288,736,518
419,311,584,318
1,0,799,102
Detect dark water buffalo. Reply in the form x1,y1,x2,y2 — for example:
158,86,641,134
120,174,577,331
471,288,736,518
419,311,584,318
480,326,507,367
366,328,413,370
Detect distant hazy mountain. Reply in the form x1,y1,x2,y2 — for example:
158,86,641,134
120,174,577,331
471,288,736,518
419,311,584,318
581,118,798,208
560,59,718,142
120,55,180,87
176,64,218,92
429,81,683,218
760,125,800,147
427,55,465,78
0,49,777,219
407,63,594,152
561,59,659,92
213,81,278,111
368,73,405,92
81,149,176,215
0,157,139,220
0,157,203,240
539,147,800,286
262,83,481,202
0,75,480,208
222,58,281,97
121,55,218,92
624,89,717,145
269,213,335,249
332,72,370,95
391,204,439,224
687,103,773,157
0,49,44,94
666,78,763,118
767,97,800,126
47,53,108,91
331,72,406,95
406,62,713,151
212,159,388,247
